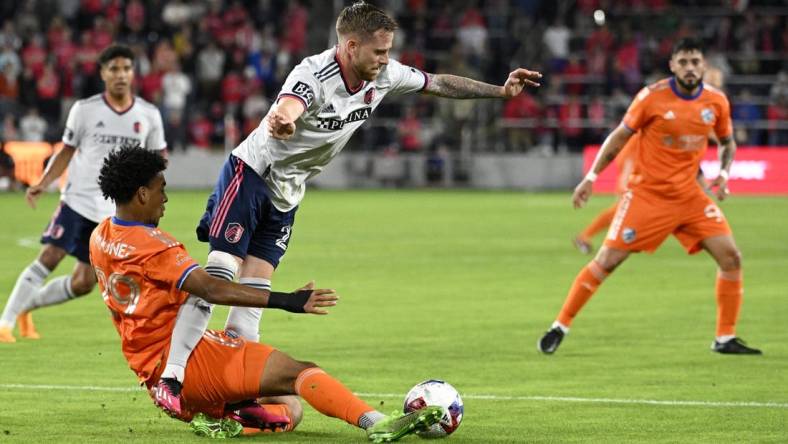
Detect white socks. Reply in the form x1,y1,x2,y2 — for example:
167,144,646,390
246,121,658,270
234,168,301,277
358,411,387,430
716,334,736,343
0,260,50,328
25,276,75,311
162,295,213,382
224,277,270,342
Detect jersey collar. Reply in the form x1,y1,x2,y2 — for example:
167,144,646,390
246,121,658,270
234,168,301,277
102,93,136,115
111,216,155,228
669,77,704,101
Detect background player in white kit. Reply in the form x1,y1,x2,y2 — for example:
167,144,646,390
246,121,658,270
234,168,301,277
152,1,542,413
0,45,166,343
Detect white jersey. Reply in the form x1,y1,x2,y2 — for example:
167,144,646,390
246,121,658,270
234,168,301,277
232,47,428,211
61,94,166,222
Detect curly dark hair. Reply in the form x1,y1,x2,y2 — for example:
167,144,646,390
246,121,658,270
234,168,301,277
336,1,397,38
98,143,166,204
98,44,135,67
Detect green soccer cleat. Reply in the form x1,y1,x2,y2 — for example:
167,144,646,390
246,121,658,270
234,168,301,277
190,413,243,439
366,406,443,443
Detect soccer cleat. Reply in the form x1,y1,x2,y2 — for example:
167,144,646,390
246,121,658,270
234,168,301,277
152,377,183,417
17,312,40,339
190,413,243,438
0,326,16,343
711,337,762,355
366,406,443,443
573,236,593,255
538,327,565,354
223,400,290,432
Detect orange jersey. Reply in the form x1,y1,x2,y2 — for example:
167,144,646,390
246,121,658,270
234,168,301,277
89,217,199,383
614,137,637,194
622,78,732,198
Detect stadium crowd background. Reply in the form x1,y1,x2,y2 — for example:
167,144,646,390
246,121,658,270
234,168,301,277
0,0,786,165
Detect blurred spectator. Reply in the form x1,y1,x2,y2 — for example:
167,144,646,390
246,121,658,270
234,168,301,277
732,89,762,145
0,22,22,51
220,70,244,114
558,94,585,152
0,63,18,101
162,63,191,151
1,113,17,141
502,92,541,152
21,35,46,77
281,1,308,57
19,108,47,142
0,42,21,80
188,111,213,149
457,7,488,62
241,81,270,136
35,62,60,123
196,40,225,100
543,18,570,71
767,96,788,146
126,0,146,34
397,106,423,152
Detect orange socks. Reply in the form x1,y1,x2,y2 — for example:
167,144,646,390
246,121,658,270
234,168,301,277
580,204,617,240
294,367,374,427
557,261,609,327
716,269,743,337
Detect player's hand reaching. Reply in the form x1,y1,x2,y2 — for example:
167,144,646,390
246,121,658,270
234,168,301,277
266,110,296,140
710,173,730,201
502,68,542,98
572,179,594,209
25,184,45,209
295,281,339,315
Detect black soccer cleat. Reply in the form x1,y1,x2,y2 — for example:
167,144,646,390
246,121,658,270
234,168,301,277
711,337,762,355
538,327,565,354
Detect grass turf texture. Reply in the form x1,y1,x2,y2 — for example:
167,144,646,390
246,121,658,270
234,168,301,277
0,190,786,443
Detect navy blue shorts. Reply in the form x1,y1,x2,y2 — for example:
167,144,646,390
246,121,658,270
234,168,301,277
196,155,297,268
40,202,97,264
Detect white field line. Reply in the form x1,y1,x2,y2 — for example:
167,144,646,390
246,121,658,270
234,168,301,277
1,384,787,409
16,237,39,249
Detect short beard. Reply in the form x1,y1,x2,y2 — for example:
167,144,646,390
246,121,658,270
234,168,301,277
675,76,699,91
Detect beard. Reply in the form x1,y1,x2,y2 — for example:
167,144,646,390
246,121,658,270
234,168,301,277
675,75,700,91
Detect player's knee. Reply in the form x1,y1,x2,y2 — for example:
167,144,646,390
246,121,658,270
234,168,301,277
71,276,95,296
37,246,66,270
206,250,240,280
281,396,303,429
722,249,742,270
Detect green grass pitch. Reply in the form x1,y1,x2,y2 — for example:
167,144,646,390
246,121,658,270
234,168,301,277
0,190,786,443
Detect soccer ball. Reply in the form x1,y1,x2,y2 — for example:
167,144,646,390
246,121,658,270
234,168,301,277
403,379,463,438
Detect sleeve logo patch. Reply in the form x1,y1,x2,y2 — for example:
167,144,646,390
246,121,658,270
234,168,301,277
292,81,315,106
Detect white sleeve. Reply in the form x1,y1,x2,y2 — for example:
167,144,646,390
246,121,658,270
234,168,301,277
62,101,83,148
276,63,323,113
386,58,429,96
146,108,168,151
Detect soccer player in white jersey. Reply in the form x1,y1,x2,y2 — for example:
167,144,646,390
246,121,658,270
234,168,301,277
151,1,541,415
0,45,167,343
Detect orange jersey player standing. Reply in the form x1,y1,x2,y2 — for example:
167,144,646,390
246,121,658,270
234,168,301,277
539,38,762,356
90,145,442,440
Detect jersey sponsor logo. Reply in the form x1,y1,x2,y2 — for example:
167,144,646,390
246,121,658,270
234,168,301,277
700,108,715,124
291,81,315,107
91,133,142,147
224,222,244,244
622,227,636,243
364,87,376,104
663,110,676,120
96,121,105,128
316,106,372,130
133,121,141,133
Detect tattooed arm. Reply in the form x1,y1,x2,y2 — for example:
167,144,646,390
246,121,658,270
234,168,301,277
572,125,635,209
710,135,737,201
424,68,542,99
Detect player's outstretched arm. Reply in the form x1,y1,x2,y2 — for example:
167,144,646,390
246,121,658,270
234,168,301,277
181,268,338,314
710,136,736,201
26,144,77,209
423,68,541,99
266,96,306,140
573,124,634,209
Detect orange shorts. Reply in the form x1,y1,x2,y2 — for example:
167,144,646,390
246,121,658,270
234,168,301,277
148,330,275,420
604,187,731,254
